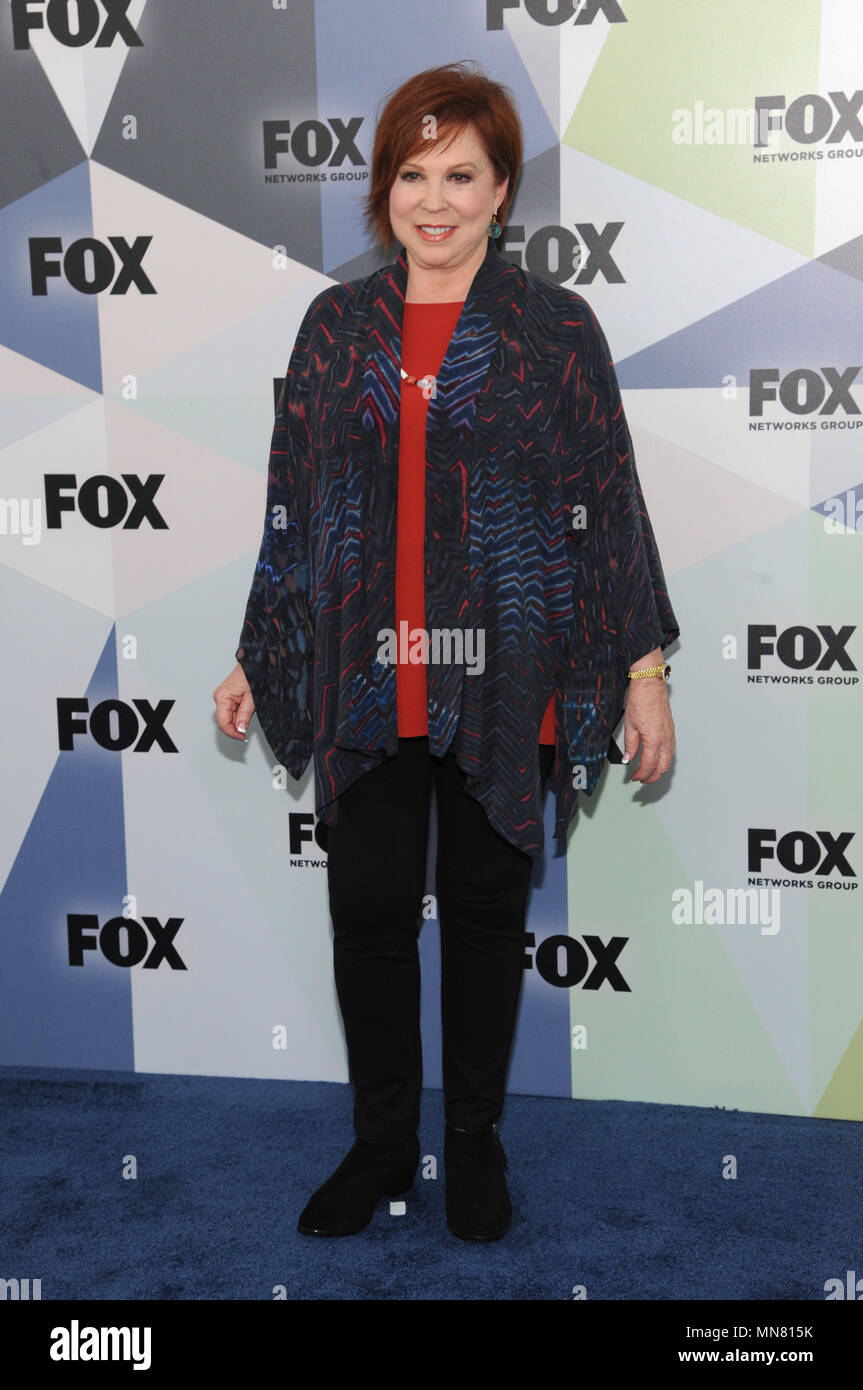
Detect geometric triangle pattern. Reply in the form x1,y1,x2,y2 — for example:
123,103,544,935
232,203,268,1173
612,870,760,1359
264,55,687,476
0,626,132,1069
1,0,861,1121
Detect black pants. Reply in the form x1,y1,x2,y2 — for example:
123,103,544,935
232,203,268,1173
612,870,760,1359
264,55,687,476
325,736,555,1144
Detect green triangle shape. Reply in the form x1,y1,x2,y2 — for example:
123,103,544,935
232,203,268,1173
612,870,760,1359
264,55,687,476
567,778,805,1114
815,1015,863,1120
564,0,821,255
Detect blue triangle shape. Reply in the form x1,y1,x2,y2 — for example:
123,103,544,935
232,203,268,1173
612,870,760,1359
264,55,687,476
0,628,132,1068
811,477,863,530
617,255,863,390
0,162,102,393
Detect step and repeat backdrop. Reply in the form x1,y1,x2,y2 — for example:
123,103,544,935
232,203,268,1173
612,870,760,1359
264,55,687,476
1,0,860,1120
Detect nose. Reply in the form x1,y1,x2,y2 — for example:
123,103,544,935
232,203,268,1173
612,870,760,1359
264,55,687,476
420,181,448,212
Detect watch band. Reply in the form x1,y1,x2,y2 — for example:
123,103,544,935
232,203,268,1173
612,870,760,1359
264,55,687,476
627,663,671,681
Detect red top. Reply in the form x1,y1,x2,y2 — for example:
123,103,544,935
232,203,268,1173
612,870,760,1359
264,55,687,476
397,299,555,744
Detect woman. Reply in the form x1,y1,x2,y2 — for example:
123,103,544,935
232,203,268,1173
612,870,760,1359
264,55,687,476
213,62,679,1242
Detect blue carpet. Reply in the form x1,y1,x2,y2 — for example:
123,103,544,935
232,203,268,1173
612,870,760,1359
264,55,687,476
0,1066,859,1301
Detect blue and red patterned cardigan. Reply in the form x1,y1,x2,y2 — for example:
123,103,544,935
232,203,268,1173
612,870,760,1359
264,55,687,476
236,239,680,858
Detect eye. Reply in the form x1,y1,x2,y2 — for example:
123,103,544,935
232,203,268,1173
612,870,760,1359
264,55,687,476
397,170,472,183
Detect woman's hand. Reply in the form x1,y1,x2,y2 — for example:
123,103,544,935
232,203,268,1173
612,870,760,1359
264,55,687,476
213,663,255,742
622,652,675,784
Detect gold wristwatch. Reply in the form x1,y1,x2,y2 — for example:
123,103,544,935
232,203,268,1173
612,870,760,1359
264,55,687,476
627,663,671,681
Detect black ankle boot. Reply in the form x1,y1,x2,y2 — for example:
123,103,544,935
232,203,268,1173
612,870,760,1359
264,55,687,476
444,1121,512,1241
297,1134,420,1237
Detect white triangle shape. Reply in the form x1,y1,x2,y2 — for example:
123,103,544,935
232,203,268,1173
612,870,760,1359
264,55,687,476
559,6,617,137
24,0,148,157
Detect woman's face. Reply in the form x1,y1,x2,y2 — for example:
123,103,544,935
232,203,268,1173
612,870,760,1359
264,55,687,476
388,123,509,277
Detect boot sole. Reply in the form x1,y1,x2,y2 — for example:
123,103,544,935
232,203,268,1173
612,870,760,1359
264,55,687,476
296,1167,417,1237
446,1215,511,1242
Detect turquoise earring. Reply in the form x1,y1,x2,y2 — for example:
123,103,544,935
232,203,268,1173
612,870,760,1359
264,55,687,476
487,210,502,239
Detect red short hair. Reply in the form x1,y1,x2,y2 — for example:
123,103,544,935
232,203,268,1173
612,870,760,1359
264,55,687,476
363,61,523,252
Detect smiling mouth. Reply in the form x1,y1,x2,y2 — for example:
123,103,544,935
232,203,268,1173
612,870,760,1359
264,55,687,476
417,225,456,237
